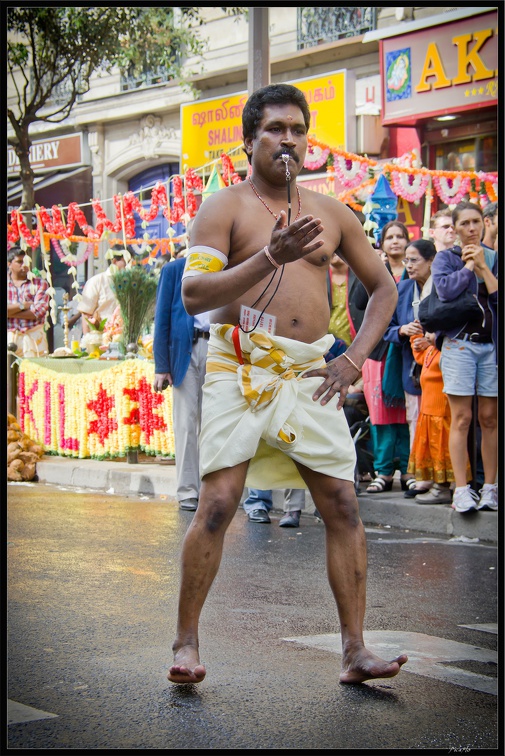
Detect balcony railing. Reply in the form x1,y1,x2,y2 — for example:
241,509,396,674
120,66,172,92
297,7,377,49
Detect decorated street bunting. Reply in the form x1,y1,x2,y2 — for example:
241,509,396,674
7,140,498,250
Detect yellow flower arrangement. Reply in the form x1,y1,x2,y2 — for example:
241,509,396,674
18,359,175,459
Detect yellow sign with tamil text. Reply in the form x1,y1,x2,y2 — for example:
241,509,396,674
181,71,348,172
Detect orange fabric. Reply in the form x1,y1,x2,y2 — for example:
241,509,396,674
408,336,471,483
410,340,449,417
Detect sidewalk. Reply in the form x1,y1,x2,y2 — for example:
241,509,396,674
34,456,498,544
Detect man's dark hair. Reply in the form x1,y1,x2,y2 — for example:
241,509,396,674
482,201,497,220
110,243,129,261
242,84,311,163
7,246,24,263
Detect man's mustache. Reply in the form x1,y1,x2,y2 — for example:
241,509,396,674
274,150,299,163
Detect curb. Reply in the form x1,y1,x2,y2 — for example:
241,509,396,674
34,457,498,545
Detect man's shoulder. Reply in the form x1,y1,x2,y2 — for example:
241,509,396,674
204,182,244,206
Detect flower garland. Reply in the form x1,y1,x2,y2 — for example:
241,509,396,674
337,177,377,212
6,143,498,248
18,359,175,459
220,153,242,185
50,237,95,266
304,143,330,171
390,167,431,203
333,153,370,189
432,174,471,205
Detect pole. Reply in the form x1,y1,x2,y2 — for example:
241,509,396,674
248,7,270,94
7,349,19,417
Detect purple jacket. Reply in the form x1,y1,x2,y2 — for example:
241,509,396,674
431,245,497,352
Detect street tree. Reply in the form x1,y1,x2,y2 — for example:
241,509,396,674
7,6,244,226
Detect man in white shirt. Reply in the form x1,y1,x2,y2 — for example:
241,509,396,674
78,251,126,333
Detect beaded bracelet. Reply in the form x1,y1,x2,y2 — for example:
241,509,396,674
342,352,361,372
264,245,281,269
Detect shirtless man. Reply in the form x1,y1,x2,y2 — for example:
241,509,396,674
168,83,408,685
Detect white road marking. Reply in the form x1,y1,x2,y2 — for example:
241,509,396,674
282,630,497,695
8,700,58,725
458,623,498,634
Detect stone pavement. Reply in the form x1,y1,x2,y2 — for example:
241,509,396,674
34,455,498,544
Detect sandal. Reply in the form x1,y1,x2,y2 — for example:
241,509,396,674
400,477,417,492
366,476,393,493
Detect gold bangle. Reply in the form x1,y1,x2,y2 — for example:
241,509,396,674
264,245,281,269
342,352,361,372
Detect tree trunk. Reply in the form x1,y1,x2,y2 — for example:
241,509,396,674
15,130,35,228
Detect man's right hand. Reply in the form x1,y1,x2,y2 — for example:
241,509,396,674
267,211,324,265
154,373,173,392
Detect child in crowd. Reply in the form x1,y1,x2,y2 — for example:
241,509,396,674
407,330,471,503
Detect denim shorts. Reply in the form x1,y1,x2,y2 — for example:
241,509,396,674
440,337,497,396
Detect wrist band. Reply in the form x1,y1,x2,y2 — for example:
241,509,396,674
264,245,281,269
342,352,361,372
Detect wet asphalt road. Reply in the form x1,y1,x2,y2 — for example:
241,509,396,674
7,482,500,751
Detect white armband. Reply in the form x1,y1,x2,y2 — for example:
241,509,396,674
182,245,229,279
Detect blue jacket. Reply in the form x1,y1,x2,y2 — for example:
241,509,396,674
431,245,497,349
153,258,195,387
383,277,421,396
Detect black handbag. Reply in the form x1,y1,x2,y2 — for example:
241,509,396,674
409,360,422,389
418,285,482,332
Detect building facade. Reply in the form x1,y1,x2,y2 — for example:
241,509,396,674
7,6,498,273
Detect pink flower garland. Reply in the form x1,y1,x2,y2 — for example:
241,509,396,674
50,238,95,266
304,145,330,171
333,154,369,188
390,169,430,203
432,175,471,205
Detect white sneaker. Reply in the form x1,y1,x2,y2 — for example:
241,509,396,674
451,485,479,513
477,484,498,511
415,484,452,504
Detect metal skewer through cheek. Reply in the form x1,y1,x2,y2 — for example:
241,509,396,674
281,153,292,224
240,153,290,333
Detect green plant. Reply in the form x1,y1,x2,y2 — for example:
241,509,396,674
110,265,158,354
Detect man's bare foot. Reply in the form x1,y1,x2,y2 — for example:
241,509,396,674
340,646,408,684
167,644,206,684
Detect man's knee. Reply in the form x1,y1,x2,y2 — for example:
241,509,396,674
317,482,361,528
199,487,240,533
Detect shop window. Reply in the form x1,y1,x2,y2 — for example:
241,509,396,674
435,135,497,173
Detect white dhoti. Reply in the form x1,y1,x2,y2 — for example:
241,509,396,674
200,324,356,489
7,324,48,358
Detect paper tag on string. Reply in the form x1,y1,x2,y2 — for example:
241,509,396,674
239,305,276,334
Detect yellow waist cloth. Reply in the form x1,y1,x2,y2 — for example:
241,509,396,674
200,324,356,489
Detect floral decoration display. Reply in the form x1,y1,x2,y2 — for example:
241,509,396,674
333,153,370,189
432,174,471,206
50,236,96,266
6,141,498,250
303,143,330,171
18,359,175,459
390,168,431,203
